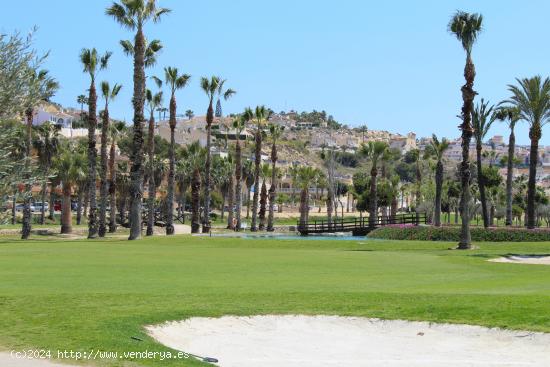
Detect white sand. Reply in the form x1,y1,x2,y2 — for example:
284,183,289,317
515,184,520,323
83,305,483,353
147,315,550,367
0,353,73,367
489,255,550,265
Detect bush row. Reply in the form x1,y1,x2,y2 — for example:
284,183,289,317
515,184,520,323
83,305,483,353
367,225,550,242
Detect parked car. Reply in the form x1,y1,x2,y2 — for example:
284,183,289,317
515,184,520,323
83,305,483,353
15,203,25,212
31,202,49,212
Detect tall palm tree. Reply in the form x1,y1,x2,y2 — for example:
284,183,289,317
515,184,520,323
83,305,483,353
108,122,124,233
504,76,550,228
251,105,270,231
494,106,520,226
53,146,87,234
424,134,450,227
99,81,122,237
233,112,251,230
360,141,388,228
243,160,255,220
448,11,483,249
34,122,60,224
145,87,163,236
185,109,194,120
21,69,59,239
161,67,190,235
267,124,283,231
296,166,319,230
106,0,170,240
80,48,111,239
200,76,236,233
472,98,495,228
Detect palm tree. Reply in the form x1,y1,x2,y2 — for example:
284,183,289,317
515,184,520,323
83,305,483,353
233,112,251,230
99,81,122,237
200,76,236,233
258,163,270,230
296,166,319,230
116,161,131,226
243,160,255,220
80,48,111,239
360,141,388,228
108,122,124,233
185,109,194,120
106,0,170,240
266,124,283,231
472,98,495,228
160,67,190,235
145,87,163,236
77,94,88,118
21,69,59,239
448,11,483,249
424,134,450,227
494,106,520,226
504,76,550,228
251,106,270,231
53,146,87,234
34,122,60,224
180,141,206,233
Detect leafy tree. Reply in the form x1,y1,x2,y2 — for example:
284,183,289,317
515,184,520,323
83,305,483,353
360,141,388,227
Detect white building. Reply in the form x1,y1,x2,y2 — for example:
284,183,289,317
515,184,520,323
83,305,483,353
32,104,74,129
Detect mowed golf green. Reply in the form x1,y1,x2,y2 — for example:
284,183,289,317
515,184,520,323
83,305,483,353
1,236,550,366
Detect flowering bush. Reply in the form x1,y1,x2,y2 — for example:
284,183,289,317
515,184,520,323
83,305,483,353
368,225,550,242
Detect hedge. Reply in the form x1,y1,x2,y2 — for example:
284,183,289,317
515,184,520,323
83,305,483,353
367,224,550,242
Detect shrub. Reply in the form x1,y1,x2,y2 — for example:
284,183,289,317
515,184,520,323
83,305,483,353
368,225,550,242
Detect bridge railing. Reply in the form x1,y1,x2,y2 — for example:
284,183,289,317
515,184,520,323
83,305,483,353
297,213,426,233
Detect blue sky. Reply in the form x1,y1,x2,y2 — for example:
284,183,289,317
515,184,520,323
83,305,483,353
2,0,549,145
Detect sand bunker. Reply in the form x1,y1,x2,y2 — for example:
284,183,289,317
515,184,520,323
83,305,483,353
489,255,550,265
147,315,550,367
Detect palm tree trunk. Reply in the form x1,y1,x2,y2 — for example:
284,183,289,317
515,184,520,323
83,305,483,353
326,186,334,228
40,181,47,224
369,165,378,228
251,130,262,231
86,79,98,239
61,182,72,234
259,179,267,230
191,168,201,233
147,115,155,236
457,56,476,249
11,188,17,225
128,24,146,240
227,174,235,229
202,101,214,233
108,141,117,233
505,130,515,226
235,140,243,231
434,161,443,227
21,109,33,239
246,186,251,219
476,142,489,228
98,104,109,237
267,142,277,232
166,95,177,235
48,183,55,220
526,125,541,229
76,188,83,225
299,188,309,230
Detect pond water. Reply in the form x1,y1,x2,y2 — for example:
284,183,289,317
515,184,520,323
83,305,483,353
198,233,368,241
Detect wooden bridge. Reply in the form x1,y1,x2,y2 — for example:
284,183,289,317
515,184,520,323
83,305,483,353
297,213,426,236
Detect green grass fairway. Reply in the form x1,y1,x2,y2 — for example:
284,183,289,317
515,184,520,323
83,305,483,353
1,236,550,366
